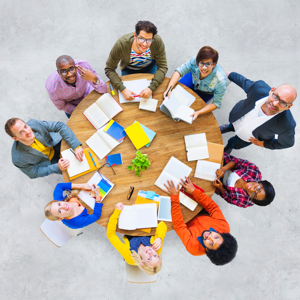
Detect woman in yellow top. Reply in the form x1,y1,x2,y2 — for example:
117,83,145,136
107,202,167,276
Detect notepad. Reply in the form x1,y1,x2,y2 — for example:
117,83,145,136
157,196,172,222
155,156,192,191
179,192,198,211
125,122,151,150
118,79,152,103
139,98,158,112
160,90,194,124
104,120,126,142
83,93,123,129
133,121,156,147
195,160,221,181
118,204,158,230
78,172,114,209
86,127,122,159
61,149,90,178
105,153,122,166
184,133,209,161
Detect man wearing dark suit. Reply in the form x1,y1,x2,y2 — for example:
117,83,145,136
220,72,297,153
5,118,83,179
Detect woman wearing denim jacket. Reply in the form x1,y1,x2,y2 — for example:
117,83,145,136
164,46,229,120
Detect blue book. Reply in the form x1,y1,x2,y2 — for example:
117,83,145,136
104,120,126,142
134,121,156,147
106,153,122,166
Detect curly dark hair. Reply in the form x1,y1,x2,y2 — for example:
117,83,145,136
206,233,238,266
252,180,275,207
135,21,158,36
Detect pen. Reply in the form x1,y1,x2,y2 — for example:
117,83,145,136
88,151,97,167
93,186,99,196
166,85,172,97
70,149,76,156
109,84,115,96
133,95,140,98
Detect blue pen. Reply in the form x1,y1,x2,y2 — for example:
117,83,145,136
88,151,97,167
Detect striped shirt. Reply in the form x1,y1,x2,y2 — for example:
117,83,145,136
127,48,153,70
45,59,107,115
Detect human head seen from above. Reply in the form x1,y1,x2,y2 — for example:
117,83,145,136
196,46,219,79
56,55,77,85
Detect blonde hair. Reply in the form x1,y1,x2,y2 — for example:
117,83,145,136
131,250,162,276
44,189,81,221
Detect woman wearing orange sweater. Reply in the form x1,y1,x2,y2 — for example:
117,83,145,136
164,177,238,266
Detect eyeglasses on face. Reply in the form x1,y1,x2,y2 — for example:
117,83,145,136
271,92,290,108
198,61,214,68
127,186,134,200
59,66,76,76
137,36,153,44
250,186,263,200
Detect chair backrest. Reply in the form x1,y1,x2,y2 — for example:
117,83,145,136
125,262,157,283
40,219,83,247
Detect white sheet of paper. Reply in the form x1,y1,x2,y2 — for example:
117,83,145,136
118,206,137,230
195,160,221,181
61,149,90,178
139,98,158,112
158,196,172,222
174,85,196,106
135,203,158,228
185,133,209,161
179,192,198,211
171,89,191,106
118,79,152,103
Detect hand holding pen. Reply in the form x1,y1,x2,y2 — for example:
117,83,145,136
92,184,102,203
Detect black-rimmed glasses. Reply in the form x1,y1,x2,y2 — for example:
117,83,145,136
127,186,134,200
137,36,153,44
59,66,76,76
198,61,214,68
98,163,115,175
271,92,291,108
249,186,263,200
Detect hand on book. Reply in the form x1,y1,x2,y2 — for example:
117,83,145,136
151,238,162,251
140,88,152,99
190,111,200,121
122,88,137,101
76,65,97,83
115,202,124,211
74,146,84,162
180,177,195,194
163,180,180,195
58,158,70,171
215,167,226,179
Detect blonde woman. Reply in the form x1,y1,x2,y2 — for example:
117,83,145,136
107,202,167,275
44,182,103,229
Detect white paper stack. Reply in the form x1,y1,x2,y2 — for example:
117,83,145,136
118,79,152,103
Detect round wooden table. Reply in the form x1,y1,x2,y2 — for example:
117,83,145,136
62,74,223,236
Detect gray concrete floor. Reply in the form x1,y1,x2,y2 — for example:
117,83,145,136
1,1,299,299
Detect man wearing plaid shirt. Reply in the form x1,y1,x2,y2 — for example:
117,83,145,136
213,153,275,208
46,55,107,118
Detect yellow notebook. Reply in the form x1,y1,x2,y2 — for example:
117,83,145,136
125,122,151,150
135,195,159,233
69,148,100,180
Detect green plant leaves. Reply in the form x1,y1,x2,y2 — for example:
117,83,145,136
127,150,150,177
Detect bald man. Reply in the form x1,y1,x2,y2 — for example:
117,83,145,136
219,72,297,152
46,55,107,118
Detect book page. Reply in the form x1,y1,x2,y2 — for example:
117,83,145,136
195,160,221,181
174,85,196,106
97,128,121,150
139,98,158,112
158,197,172,222
163,94,180,117
96,93,123,119
187,147,209,161
164,156,192,182
179,192,198,211
61,149,90,178
155,171,181,190
174,105,194,124
135,204,158,228
171,89,191,106
118,206,137,230
84,103,110,129
185,134,209,161
86,131,111,160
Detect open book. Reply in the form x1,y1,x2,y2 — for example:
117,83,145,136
118,79,152,103
155,156,192,191
83,93,123,129
139,98,158,112
118,204,158,230
174,85,196,106
195,160,221,181
157,196,172,222
78,172,114,209
61,148,90,178
179,192,198,211
86,127,122,159
160,89,194,124
184,133,209,161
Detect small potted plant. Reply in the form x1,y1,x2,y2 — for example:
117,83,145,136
128,150,150,177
